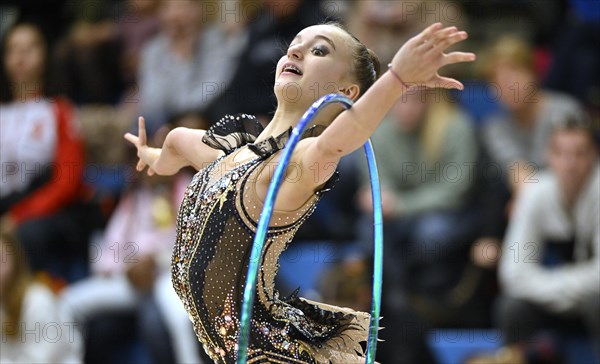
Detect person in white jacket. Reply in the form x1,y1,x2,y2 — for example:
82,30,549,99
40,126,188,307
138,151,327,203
496,114,599,361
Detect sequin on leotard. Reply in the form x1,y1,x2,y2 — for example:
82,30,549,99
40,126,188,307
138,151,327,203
171,114,372,363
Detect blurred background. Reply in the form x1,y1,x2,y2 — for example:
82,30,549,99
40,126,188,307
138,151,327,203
0,0,598,363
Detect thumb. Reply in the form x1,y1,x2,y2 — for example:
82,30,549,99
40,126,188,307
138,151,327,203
431,75,464,90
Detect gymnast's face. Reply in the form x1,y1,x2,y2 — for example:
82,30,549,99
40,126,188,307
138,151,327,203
274,25,360,108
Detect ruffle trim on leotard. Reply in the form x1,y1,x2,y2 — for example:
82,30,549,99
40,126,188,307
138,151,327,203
202,114,264,155
246,125,326,158
268,289,381,364
202,113,332,159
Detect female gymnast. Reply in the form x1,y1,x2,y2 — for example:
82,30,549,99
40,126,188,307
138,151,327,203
125,22,475,363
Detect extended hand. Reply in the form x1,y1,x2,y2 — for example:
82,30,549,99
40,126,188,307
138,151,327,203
390,23,476,90
124,116,158,176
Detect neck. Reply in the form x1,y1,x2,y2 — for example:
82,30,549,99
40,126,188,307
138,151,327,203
11,81,43,102
513,93,544,127
562,186,581,210
256,99,341,143
562,171,592,209
258,106,304,141
514,105,534,126
169,31,200,60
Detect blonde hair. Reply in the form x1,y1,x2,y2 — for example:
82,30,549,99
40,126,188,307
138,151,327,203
420,90,458,162
0,230,33,340
479,35,535,81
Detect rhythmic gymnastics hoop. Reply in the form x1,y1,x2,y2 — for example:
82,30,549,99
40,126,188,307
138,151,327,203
237,93,384,364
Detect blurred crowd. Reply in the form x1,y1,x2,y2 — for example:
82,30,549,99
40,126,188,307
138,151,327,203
0,0,598,363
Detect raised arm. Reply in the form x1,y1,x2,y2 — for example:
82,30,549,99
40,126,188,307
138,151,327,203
124,117,223,176
301,23,475,185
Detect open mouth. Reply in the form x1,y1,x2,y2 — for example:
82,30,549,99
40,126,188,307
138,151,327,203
282,64,303,76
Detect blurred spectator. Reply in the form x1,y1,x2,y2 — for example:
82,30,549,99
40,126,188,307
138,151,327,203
355,89,478,363
117,0,162,87
137,0,248,131
295,152,362,241
474,36,588,268
0,23,88,281
0,229,83,363
346,0,468,69
61,115,207,363
50,0,126,104
205,0,329,123
358,89,478,296
0,0,73,45
493,115,599,362
480,35,585,196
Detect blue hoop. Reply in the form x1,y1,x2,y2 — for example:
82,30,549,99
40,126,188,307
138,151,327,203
237,93,384,363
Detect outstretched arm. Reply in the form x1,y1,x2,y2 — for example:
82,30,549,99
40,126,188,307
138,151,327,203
124,117,223,176
301,23,476,185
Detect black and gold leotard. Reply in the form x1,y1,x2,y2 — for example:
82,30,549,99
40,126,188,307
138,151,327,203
171,114,370,363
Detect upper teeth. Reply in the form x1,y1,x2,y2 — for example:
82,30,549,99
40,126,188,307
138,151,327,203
284,65,301,74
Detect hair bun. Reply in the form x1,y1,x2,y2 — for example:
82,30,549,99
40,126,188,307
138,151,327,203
367,48,381,79
323,21,380,96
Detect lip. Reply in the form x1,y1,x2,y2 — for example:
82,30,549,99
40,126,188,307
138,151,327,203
280,61,303,77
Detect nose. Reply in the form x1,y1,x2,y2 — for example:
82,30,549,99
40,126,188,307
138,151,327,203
287,44,303,60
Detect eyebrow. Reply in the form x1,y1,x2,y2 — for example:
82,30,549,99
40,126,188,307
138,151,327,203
291,34,336,51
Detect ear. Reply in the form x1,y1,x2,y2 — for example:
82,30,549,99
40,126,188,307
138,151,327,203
338,83,361,101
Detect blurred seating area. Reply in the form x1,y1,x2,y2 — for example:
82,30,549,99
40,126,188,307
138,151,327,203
1,1,598,363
